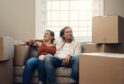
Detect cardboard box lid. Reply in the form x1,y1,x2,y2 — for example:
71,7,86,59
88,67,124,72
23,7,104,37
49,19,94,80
80,53,124,58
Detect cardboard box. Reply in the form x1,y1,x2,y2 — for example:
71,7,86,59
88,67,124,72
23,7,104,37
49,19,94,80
92,16,124,43
0,59,13,84
98,43,124,53
83,43,100,53
83,43,124,53
80,53,124,84
14,45,29,66
0,36,14,61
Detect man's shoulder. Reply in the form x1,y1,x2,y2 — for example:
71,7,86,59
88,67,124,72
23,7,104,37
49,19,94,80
72,40,81,45
55,38,64,44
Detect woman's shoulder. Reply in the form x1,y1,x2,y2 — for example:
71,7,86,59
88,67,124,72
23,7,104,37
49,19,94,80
50,44,56,48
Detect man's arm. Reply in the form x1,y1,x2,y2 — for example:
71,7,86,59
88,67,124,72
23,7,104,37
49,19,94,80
73,42,81,56
62,42,81,66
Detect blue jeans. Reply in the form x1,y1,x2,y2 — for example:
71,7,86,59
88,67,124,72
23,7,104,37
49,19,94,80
23,57,46,84
44,54,79,84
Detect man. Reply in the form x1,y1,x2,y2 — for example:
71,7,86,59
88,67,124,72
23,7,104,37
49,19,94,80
44,26,81,84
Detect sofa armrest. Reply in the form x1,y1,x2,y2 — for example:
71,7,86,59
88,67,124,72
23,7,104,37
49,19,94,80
23,45,38,65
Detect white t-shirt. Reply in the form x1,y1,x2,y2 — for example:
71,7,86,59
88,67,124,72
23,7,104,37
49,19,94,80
55,39,81,58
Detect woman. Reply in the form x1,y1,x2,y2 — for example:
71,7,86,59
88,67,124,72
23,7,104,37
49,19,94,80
23,30,56,84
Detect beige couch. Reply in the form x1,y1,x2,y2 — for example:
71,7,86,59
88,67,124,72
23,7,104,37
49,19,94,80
13,44,83,84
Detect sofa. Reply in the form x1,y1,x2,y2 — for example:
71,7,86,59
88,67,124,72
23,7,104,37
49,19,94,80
13,44,83,84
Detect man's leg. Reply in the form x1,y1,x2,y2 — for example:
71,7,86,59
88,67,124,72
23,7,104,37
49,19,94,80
44,54,62,84
23,57,39,84
69,56,79,83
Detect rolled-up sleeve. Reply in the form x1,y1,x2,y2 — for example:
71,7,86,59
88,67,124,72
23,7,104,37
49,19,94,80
72,42,81,56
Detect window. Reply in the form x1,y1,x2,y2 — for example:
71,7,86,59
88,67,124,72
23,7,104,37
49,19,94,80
39,0,104,42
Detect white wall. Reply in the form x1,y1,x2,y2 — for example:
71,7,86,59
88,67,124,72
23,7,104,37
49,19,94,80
0,0,35,41
104,0,124,17
0,0,124,40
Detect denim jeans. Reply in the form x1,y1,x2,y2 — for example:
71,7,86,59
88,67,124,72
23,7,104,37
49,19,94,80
44,54,79,84
23,57,46,84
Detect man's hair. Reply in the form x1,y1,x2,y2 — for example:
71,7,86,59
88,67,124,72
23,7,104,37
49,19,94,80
60,26,74,40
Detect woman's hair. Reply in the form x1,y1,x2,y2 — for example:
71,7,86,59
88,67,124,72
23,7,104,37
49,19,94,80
60,26,74,40
45,30,55,43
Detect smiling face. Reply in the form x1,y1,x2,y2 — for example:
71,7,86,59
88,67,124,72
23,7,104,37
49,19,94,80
63,27,73,41
43,30,53,42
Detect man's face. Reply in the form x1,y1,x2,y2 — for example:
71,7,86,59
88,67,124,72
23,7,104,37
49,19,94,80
63,28,73,40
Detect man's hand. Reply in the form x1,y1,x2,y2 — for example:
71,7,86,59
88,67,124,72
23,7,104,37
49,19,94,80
62,55,71,66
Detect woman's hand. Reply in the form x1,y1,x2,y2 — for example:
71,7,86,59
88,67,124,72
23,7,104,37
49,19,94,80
39,55,45,60
33,42,42,47
23,40,43,46
24,40,35,46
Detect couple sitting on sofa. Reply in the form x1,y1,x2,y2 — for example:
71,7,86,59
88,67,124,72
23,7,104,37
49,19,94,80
23,26,81,84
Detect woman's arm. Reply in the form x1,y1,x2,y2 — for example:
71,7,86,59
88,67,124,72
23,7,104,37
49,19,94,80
24,39,43,46
33,41,43,47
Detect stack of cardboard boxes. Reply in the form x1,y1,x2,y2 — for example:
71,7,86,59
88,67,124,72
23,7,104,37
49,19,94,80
80,16,124,84
0,36,14,84
83,16,124,53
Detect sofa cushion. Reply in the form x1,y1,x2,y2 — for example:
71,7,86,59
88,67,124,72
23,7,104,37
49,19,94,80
14,66,72,77
14,76,38,84
14,76,73,84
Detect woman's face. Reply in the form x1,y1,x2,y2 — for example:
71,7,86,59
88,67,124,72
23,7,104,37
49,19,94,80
43,31,53,42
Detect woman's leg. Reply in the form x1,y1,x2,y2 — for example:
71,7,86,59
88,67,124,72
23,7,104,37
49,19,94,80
23,57,39,84
38,60,46,84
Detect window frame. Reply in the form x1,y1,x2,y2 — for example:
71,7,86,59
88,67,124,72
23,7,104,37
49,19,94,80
35,0,104,42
